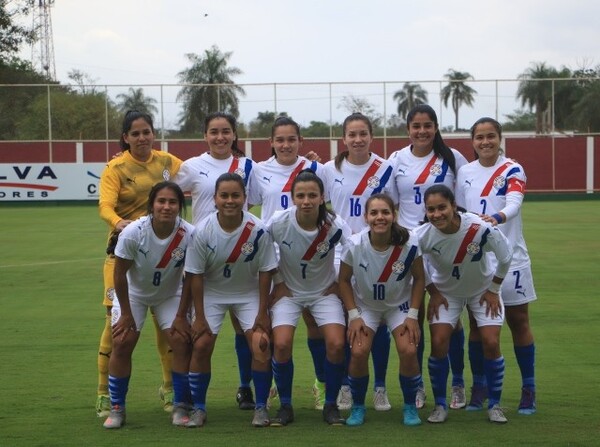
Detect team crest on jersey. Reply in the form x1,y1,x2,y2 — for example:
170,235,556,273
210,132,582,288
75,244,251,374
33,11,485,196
392,261,405,274
163,169,171,181
466,242,481,256
430,164,443,176
367,176,381,188
171,247,185,261
106,287,116,302
241,242,254,255
316,241,330,255
493,175,506,189
234,168,246,178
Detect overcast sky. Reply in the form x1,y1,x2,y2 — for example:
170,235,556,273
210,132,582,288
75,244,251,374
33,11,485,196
19,0,600,130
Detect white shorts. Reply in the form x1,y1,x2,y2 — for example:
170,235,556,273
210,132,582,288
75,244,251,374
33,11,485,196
429,294,504,328
270,294,346,329
111,295,180,331
203,299,259,334
358,300,410,333
502,266,537,306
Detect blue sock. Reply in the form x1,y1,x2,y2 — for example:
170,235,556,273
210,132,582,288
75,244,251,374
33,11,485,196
307,338,326,383
371,325,390,389
341,342,351,386
252,370,273,409
468,341,486,387
428,356,449,408
189,372,211,411
272,358,294,405
235,334,252,388
400,374,421,405
484,357,505,408
108,375,130,407
348,375,369,406
514,344,535,390
324,358,345,405
172,371,190,405
449,327,465,387
417,321,425,387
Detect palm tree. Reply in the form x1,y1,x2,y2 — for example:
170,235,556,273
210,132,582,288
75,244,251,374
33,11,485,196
116,87,158,116
440,69,477,131
393,82,428,120
516,62,566,134
176,45,246,134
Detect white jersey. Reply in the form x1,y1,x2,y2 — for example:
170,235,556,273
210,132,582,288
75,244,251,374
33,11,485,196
173,152,256,225
388,145,468,229
456,155,530,269
185,211,278,303
114,215,195,305
341,230,421,311
267,207,351,298
322,153,398,234
249,156,324,220
415,212,512,299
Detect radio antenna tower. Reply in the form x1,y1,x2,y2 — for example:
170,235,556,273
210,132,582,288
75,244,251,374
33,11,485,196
31,0,56,80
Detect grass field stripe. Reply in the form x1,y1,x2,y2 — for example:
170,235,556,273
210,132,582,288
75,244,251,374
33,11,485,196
0,257,105,268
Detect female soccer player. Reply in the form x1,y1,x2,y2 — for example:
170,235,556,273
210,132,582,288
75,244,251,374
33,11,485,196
267,169,350,426
416,184,512,424
97,110,182,417
249,116,328,410
103,182,195,429
174,112,258,410
339,193,425,427
388,104,469,409
456,117,537,415
183,173,278,428
322,112,398,411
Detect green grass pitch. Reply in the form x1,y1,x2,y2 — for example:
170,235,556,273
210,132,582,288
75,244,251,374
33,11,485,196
1,199,599,446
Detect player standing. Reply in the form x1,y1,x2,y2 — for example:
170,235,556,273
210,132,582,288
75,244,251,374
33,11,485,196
456,117,537,415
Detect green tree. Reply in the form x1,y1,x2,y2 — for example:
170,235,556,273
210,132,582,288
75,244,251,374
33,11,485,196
393,82,428,120
440,69,477,131
116,87,158,116
502,109,536,132
247,111,287,138
17,89,121,140
571,79,600,132
0,0,35,63
338,95,382,128
176,45,246,135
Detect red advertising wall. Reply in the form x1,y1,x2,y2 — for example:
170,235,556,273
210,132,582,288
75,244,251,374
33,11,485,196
0,135,597,193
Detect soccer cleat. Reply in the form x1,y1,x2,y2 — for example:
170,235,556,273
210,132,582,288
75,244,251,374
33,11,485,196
270,403,294,427
346,405,366,426
466,384,488,411
403,404,422,426
415,386,426,409
427,405,448,423
252,406,270,427
373,387,392,411
186,408,207,428
450,385,467,409
96,394,110,418
103,405,126,429
336,385,352,411
312,379,325,410
488,404,508,423
517,387,537,415
236,386,256,410
159,385,174,413
171,403,190,427
267,385,278,410
323,402,345,425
